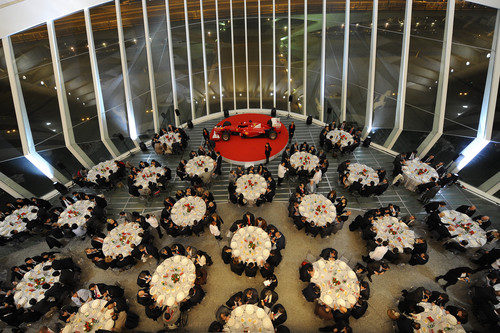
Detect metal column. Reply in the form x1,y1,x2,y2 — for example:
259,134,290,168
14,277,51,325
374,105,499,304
47,20,93,169
183,0,196,120
287,0,291,113
165,0,179,126
319,0,326,122
362,0,378,138
384,0,413,149
215,0,224,113
273,0,276,108
258,0,262,109
417,0,455,156
142,0,160,132
303,0,307,115
84,8,120,157
244,0,249,110
230,0,237,110
200,0,210,115
340,0,350,122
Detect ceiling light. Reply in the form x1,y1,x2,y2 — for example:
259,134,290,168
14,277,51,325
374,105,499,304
450,68,454,73
46,122,51,125
466,61,470,66
486,53,491,58
462,105,468,108
22,75,26,80
40,81,44,85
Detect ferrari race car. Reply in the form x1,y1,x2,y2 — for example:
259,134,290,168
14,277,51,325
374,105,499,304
211,117,283,141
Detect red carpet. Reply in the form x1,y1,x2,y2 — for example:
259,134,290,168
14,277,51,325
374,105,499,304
211,113,289,164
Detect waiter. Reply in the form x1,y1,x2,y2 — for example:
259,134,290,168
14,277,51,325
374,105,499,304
288,121,295,141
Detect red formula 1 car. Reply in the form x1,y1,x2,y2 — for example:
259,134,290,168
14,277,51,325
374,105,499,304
211,118,283,141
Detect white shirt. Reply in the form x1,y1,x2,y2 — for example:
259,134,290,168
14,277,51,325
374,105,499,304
209,224,220,237
73,225,86,237
72,288,92,306
312,170,322,184
369,246,389,261
278,164,287,178
146,215,159,228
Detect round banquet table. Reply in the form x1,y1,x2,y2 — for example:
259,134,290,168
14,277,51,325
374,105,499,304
62,299,115,333
326,129,354,148
412,302,465,333
298,194,337,227
224,304,274,332
170,196,207,227
401,159,439,191
58,200,96,228
158,132,181,149
289,152,319,172
87,160,118,183
372,216,415,252
0,205,38,238
134,166,165,190
439,210,487,248
235,174,268,203
310,258,360,309
102,222,144,258
230,226,272,266
346,163,379,186
150,255,196,307
185,155,215,178
13,262,59,309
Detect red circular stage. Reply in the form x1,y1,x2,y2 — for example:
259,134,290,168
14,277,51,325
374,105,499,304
210,113,289,165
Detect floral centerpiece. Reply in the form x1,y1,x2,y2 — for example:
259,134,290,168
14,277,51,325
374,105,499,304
184,203,195,213
416,168,428,176
84,318,97,332
315,204,327,216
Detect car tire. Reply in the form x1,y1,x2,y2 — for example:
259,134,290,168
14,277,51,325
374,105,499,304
268,130,277,140
223,121,231,126
222,131,231,141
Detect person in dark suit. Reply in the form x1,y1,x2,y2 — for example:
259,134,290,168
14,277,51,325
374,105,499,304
243,288,259,304
351,299,368,319
245,262,258,277
264,143,272,164
424,201,446,214
288,122,295,141
435,266,473,290
409,252,429,266
413,238,428,254
455,205,477,217
446,306,468,324
221,246,232,264
226,291,243,309
302,283,320,302
260,288,278,309
299,262,314,282
230,258,245,276
270,304,287,326
428,291,449,307
260,262,275,278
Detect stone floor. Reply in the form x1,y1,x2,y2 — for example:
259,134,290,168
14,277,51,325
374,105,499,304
0,114,498,332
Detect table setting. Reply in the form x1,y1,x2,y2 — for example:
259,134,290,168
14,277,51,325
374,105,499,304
290,152,320,172
235,174,268,202
401,159,439,191
185,155,215,178
62,298,116,333
0,205,38,238
230,226,272,266
372,216,416,252
158,132,182,149
411,302,466,333
58,200,96,228
439,210,487,248
298,194,337,227
102,222,144,258
224,304,274,332
310,258,360,310
149,255,196,306
326,129,354,148
170,196,207,227
346,163,379,186
13,261,59,309
87,160,118,183
134,166,165,189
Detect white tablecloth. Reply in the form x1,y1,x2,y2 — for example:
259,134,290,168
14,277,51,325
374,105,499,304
134,166,165,189
150,255,196,306
158,132,181,148
62,299,115,333
290,152,319,172
87,160,119,183
13,262,59,308
102,222,143,258
326,129,354,148
311,258,360,309
224,304,274,332
401,159,439,191
230,226,271,266
372,216,415,251
346,163,379,186
298,194,336,227
170,196,207,227
235,174,268,202
412,302,465,333
440,210,487,248
58,200,96,228
185,155,215,177
0,205,38,238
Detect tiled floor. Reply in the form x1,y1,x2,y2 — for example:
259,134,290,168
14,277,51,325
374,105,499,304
105,114,499,223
